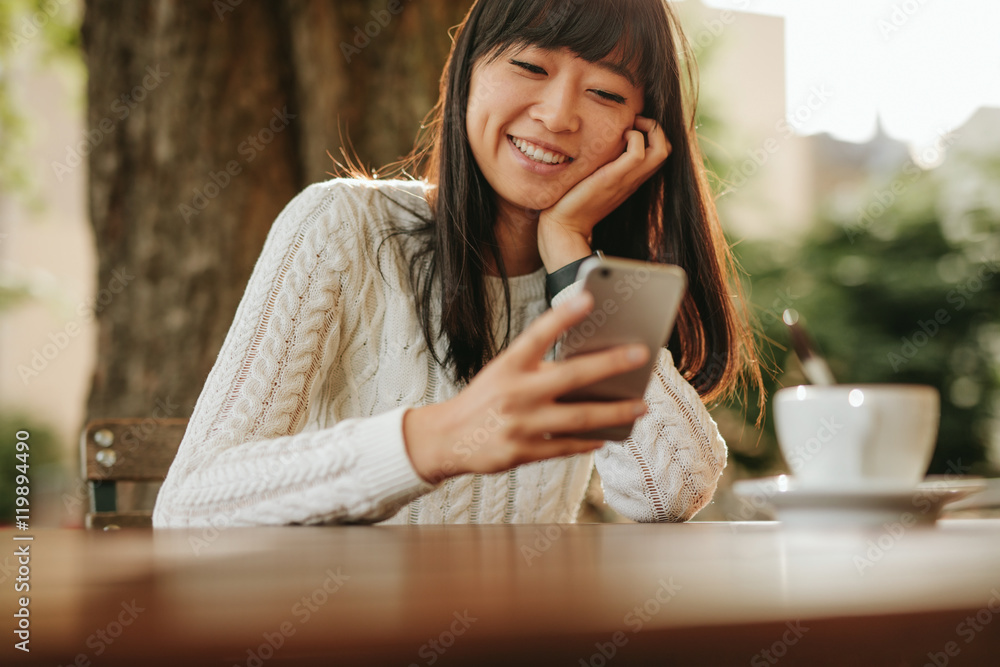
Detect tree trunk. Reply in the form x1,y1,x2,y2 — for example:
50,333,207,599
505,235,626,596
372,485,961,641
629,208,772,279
82,0,468,424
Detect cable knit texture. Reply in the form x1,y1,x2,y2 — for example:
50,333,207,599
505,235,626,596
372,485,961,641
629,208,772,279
153,178,728,527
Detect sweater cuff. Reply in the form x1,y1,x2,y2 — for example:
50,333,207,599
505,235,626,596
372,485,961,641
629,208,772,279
352,405,436,506
550,277,586,308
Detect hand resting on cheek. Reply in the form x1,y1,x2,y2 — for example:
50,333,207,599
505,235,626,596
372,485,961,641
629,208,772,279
537,115,672,263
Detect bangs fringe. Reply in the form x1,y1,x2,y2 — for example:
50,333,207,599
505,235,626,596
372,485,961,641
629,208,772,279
472,0,667,93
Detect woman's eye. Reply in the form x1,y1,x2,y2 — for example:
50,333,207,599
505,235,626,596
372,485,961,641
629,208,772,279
594,90,627,104
510,59,546,75
508,58,626,104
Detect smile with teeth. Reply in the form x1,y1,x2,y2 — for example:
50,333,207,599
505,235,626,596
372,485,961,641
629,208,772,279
510,136,572,165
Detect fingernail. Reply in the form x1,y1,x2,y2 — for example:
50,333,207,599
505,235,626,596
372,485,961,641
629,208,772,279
633,401,647,416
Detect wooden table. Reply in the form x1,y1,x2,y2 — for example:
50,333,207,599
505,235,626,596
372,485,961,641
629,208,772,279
3,521,1000,666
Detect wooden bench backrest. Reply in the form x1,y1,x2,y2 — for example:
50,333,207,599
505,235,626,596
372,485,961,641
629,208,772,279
81,418,188,481
80,418,188,529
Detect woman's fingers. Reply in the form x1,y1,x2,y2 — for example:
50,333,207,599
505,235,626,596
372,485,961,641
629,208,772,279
633,115,670,154
628,116,670,172
505,290,594,367
528,342,650,401
632,115,655,131
516,399,648,441
625,127,647,161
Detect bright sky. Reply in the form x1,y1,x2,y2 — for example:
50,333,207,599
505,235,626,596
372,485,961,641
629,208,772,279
697,0,1000,165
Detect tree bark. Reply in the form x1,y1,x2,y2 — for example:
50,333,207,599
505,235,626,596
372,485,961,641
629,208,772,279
82,0,468,422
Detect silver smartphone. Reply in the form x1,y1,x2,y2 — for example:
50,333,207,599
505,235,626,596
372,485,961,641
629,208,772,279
554,255,687,440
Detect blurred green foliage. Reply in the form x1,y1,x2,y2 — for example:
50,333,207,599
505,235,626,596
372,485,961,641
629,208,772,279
1,1,82,311
1,2,83,525
726,149,1000,477
0,0,81,200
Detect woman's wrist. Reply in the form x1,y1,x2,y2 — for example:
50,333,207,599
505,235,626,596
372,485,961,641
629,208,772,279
537,223,592,273
402,404,455,485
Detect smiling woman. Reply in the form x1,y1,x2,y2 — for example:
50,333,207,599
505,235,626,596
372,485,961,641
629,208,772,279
153,0,761,528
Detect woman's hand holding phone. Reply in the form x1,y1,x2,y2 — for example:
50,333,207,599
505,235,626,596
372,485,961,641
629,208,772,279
537,115,671,269
402,291,649,485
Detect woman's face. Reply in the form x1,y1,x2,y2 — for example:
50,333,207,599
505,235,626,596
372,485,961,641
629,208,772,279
466,44,644,215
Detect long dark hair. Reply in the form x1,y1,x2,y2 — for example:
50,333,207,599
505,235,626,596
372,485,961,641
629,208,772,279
376,0,760,405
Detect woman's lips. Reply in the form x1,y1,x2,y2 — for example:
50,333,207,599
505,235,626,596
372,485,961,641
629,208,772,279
508,135,573,165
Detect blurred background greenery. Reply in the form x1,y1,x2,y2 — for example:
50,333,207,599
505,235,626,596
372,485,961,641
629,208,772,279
1,1,997,526
1,0,81,525
715,149,1000,482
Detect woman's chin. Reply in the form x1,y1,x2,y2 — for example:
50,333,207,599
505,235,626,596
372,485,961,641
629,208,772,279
507,189,566,214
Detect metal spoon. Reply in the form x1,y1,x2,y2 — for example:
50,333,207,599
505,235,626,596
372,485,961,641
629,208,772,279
782,309,836,385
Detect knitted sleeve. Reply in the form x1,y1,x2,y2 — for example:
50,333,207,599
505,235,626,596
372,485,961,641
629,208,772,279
153,181,435,528
550,282,728,522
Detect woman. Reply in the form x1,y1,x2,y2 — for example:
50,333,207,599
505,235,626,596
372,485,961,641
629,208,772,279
153,0,759,527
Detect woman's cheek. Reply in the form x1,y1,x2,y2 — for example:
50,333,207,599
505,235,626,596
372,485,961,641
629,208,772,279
587,120,630,167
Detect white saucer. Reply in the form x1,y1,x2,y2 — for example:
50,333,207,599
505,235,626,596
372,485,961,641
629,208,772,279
731,475,987,526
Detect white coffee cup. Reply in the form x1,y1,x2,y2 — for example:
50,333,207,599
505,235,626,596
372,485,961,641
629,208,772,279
773,384,940,490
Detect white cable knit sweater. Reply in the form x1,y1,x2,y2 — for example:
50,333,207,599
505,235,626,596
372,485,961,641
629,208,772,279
153,178,727,527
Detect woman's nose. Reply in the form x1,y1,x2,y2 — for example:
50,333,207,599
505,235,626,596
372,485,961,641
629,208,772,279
529,80,581,133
